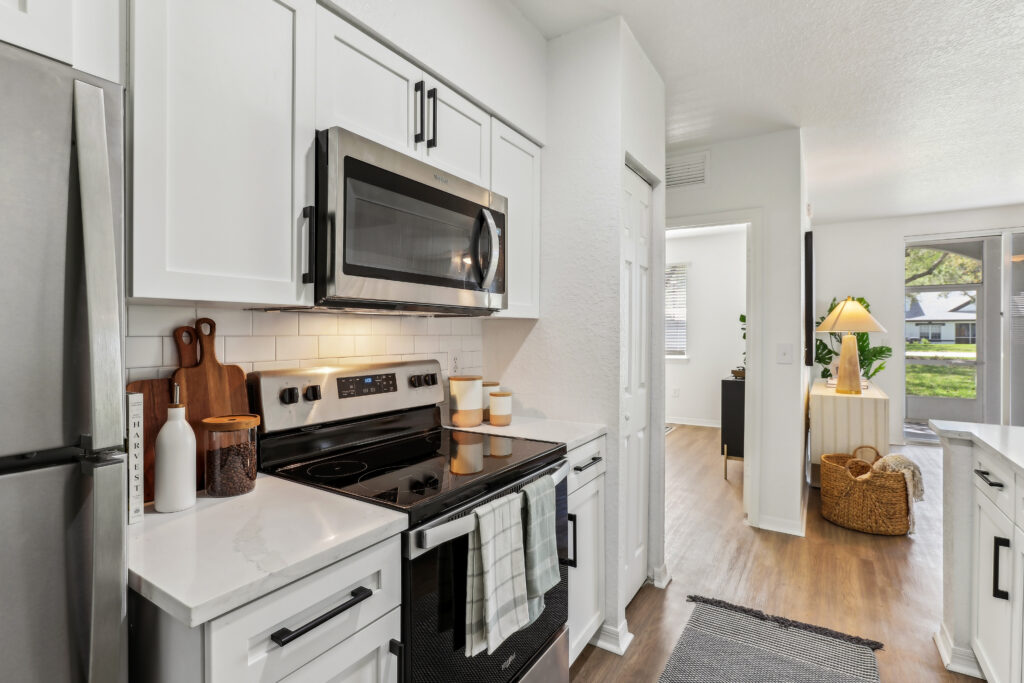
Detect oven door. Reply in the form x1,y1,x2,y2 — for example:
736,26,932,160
320,127,507,314
401,466,569,682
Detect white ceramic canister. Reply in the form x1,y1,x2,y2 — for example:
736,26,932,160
154,385,197,513
450,431,484,474
449,376,483,428
481,381,501,421
489,392,512,427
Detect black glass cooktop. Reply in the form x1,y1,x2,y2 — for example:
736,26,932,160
269,428,565,524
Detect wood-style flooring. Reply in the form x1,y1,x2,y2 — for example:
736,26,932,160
569,424,978,682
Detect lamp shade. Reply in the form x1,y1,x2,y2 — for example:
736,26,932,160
816,297,886,334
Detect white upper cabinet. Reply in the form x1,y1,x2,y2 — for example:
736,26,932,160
0,0,72,65
422,81,491,187
490,120,541,319
131,0,315,306
315,6,421,154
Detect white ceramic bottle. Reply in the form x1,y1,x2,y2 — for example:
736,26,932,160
154,384,196,513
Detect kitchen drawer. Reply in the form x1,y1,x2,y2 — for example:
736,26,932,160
207,536,400,681
281,608,400,683
567,436,606,494
973,445,1016,522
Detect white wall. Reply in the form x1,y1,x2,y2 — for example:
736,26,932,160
667,129,807,536
483,15,665,653
323,0,547,142
664,226,746,426
814,203,1024,439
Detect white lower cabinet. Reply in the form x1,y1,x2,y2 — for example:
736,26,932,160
282,608,400,683
972,487,1016,683
566,437,607,665
1012,525,1024,683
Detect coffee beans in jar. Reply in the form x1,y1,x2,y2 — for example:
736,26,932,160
200,415,260,498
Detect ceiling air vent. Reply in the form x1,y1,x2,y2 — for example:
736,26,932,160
666,151,709,188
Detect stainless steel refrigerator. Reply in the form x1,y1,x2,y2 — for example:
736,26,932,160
0,40,127,683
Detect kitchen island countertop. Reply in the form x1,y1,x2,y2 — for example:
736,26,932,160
128,474,407,627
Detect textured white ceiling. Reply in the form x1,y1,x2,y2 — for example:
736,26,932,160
511,0,1024,224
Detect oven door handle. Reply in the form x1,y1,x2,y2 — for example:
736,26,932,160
416,461,569,551
478,208,500,290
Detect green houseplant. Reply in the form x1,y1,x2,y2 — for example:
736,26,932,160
815,297,892,380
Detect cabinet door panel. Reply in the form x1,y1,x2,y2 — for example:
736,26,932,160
132,0,314,306
1012,526,1024,683
281,608,400,683
568,475,605,665
423,81,490,187
315,6,421,154
491,120,541,319
972,490,1014,683
0,0,72,64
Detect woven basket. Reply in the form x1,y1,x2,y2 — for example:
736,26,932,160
820,446,910,536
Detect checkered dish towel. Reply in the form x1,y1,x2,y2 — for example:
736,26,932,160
465,492,531,656
522,474,560,623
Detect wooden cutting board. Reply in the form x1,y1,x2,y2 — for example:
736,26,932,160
126,325,199,502
173,318,249,489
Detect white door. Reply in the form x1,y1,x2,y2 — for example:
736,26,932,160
621,166,652,602
315,6,423,154
0,0,72,65
131,0,315,306
422,80,491,187
972,490,1015,683
568,475,606,664
490,120,541,319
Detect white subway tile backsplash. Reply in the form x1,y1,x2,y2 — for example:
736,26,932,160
386,335,414,355
461,335,482,351
400,317,429,335
355,336,386,356
252,360,301,371
126,366,177,383
196,306,252,336
426,317,451,336
468,319,483,335
371,317,402,336
299,312,338,336
214,336,225,363
252,311,298,336
125,337,163,368
449,318,472,336
233,362,253,374
224,336,276,362
128,303,196,336
439,336,462,352
161,337,179,367
339,315,372,335
277,335,317,360
414,336,439,353
319,335,355,357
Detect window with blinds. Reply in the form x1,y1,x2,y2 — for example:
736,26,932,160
666,263,687,356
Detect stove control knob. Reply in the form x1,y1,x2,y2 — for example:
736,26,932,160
280,387,299,405
303,385,322,401
423,373,438,386
409,374,424,388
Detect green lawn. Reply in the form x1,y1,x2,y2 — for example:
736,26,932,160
906,364,976,398
905,342,976,354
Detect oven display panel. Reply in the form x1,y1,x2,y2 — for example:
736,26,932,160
337,373,398,398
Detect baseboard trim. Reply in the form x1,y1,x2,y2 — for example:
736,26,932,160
666,416,721,428
933,624,982,678
650,563,672,589
755,513,806,537
591,620,634,655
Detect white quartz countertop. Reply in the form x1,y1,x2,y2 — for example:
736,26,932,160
929,420,1024,473
128,474,407,627
449,416,607,451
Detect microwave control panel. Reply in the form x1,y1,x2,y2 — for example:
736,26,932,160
337,373,398,399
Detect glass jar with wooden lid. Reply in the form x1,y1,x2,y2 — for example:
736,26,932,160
200,414,260,497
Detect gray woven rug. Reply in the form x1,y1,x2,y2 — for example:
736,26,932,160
660,596,882,682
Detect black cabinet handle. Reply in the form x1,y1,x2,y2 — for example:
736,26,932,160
574,456,602,473
389,639,405,683
301,205,315,284
270,586,373,646
560,513,578,568
974,469,1005,489
427,88,438,148
993,536,1010,600
414,81,425,144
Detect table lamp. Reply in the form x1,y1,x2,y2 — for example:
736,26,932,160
816,297,886,395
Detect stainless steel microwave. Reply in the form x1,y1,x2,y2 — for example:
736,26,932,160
309,127,507,315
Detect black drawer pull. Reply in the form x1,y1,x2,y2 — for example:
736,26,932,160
574,456,602,473
270,586,373,646
301,205,315,284
427,87,438,148
390,639,405,683
993,536,1010,600
560,513,578,568
414,80,425,144
974,469,1005,488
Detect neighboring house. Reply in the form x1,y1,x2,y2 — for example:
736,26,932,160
904,292,976,343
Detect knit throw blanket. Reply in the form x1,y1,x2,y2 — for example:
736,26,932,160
872,454,925,533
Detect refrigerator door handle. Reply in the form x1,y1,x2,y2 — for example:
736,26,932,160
73,81,124,453
83,456,126,683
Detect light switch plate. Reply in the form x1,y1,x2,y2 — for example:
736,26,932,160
776,343,794,364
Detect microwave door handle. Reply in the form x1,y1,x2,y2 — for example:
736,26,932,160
74,81,124,453
479,209,500,290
